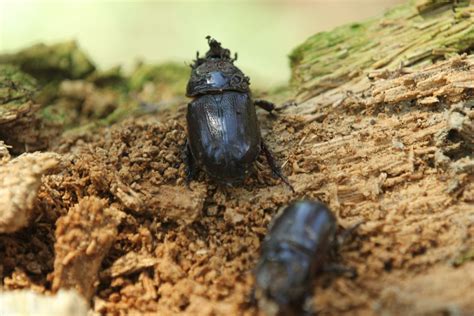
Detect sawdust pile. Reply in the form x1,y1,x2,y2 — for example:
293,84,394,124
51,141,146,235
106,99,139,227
0,50,472,315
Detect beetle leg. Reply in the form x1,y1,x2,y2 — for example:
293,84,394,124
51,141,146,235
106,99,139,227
328,220,363,259
277,100,298,112
243,287,258,309
254,99,276,113
301,293,318,316
321,263,357,279
184,141,197,184
261,141,295,192
337,220,363,248
322,222,361,279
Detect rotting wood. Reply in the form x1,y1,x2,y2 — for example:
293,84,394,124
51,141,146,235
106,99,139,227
0,1,473,315
290,0,474,102
52,197,124,300
0,152,60,233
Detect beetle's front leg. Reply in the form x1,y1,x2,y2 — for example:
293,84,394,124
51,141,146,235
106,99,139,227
183,140,197,184
336,221,363,248
328,220,363,260
278,100,298,112
321,263,358,279
301,292,318,316
243,287,258,309
254,99,276,113
261,141,294,192
324,222,361,279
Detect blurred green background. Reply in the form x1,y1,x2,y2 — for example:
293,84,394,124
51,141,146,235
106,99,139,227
0,0,403,88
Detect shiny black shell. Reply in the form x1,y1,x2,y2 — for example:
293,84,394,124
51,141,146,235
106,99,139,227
254,201,337,308
186,36,261,184
187,91,261,183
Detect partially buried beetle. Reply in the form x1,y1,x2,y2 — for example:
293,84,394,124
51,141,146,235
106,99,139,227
254,200,357,316
184,36,292,190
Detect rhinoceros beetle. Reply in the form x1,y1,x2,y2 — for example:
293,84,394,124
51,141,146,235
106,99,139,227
184,36,292,190
253,200,358,315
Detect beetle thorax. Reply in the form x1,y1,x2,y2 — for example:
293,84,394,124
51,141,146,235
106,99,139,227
186,59,250,97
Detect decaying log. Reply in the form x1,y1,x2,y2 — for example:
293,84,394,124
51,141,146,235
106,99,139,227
52,197,124,300
0,1,473,315
290,0,473,102
0,152,60,233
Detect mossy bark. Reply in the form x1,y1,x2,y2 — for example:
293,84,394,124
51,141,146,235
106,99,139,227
0,41,95,83
0,42,191,151
290,0,473,102
0,64,37,125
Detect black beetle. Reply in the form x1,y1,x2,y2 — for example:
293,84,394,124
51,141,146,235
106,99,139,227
254,200,355,316
184,36,292,190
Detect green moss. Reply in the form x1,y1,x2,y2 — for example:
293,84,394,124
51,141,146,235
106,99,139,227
128,61,190,95
39,104,67,124
0,64,37,104
100,93,138,126
87,65,127,91
289,0,474,101
0,41,95,83
452,248,474,267
384,0,416,18
289,19,373,74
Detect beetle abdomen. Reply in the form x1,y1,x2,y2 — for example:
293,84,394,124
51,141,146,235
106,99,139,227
187,91,261,183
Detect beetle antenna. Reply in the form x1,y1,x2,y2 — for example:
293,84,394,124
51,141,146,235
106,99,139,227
233,52,238,62
191,50,206,68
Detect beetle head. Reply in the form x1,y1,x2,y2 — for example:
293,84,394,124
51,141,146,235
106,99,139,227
191,36,237,69
254,244,310,309
205,36,233,60
187,36,249,97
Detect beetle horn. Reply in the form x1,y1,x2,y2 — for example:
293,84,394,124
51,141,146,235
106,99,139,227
205,36,232,60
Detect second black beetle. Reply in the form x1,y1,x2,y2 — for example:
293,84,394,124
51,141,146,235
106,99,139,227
254,200,356,315
184,36,292,190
